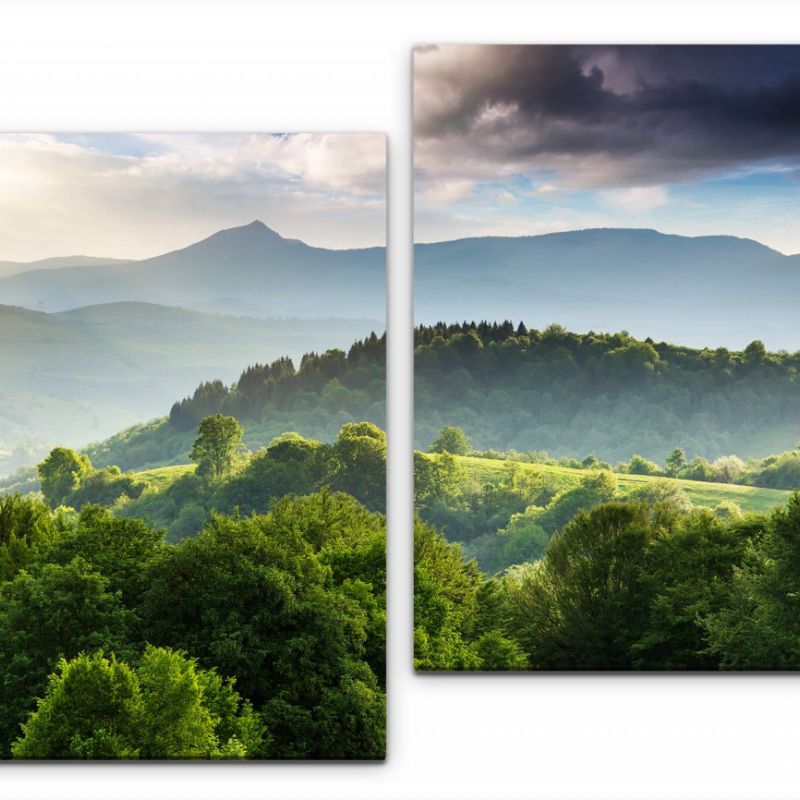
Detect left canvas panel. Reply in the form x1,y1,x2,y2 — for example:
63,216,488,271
0,132,387,759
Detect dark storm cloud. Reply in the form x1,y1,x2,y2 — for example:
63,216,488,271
414,45,800,186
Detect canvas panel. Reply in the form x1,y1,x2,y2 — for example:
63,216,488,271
0,132,386,757
413,45,800,672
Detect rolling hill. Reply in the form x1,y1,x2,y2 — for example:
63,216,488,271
0,302,381,473
455,455,790,516
414,322,800,462
0,221,385,319
0,255,133,280
414,228,800,350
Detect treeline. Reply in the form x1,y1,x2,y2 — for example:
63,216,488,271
464,441,800,491
81,333,385,474
415,321,800,462
415,489,800,670
35,420,386,543
169,332,385,431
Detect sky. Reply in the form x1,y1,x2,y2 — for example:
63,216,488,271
0,132,386,261
414,45,800,254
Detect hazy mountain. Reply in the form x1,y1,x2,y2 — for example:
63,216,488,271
0,302,381,472
414,228,800,350
0,221,385,319
0,255,133,280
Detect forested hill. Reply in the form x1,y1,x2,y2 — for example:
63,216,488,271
59,319,800,474
0,302,381,470
414,322,800,463
84,332,386,472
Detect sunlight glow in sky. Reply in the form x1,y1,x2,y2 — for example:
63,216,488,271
0,132,386,261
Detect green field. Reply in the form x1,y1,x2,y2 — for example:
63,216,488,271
133,464,196,492
455,455,792,515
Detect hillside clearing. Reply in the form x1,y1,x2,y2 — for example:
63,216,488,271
133,464,196,492
454,455,792,515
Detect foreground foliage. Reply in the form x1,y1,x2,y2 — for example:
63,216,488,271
0,485,385,758
415,487,800,671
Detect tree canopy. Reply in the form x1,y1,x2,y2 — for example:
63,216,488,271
189,414,244,480
428,426,472,456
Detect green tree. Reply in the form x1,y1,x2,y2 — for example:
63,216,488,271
45,505,163,606
11,647,260,759
712,455,746,484
189,415,245,481
744,339,767,364
138,494,385,759
749,451,800,489
631,509,752,669
36,448,92,508
197,666,266,758
683,456,715,482
665,447,687,477
0,494,59,582
626,454,661,476
504,502,656,669
706,492,800,669
474,630,528,670
0,558,132,754
414,451,463,509
428,426,472,456
67,466,145,508
332,422,386,512
714,500,743,520
214,432,327,516
414,520,482,670
135,646,219,758
627,479,693,515
493,507,550,570
12,651,143,759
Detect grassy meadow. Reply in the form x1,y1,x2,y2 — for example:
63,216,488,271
455,455,791,515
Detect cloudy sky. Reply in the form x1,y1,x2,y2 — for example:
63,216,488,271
414,45,800,253
0,132,385,261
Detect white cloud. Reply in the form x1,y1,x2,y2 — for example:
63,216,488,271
416,178,475,206
602,185,670,213
0,133,385,261
252,133,386,195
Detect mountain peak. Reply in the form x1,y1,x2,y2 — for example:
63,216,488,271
190,220,288,250
230,219,282,238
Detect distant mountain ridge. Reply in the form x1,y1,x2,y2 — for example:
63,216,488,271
413,227,800,350
0,255,133,279
0,221,385,319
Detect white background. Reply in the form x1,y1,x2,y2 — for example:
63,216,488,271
2,1,800,798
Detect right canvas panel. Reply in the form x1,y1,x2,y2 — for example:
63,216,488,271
413,45,800,671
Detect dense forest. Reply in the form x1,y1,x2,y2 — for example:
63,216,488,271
415,453,800,671
0,415,386,757
414,419,800,670
409,319,800,671
415,322,800,462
